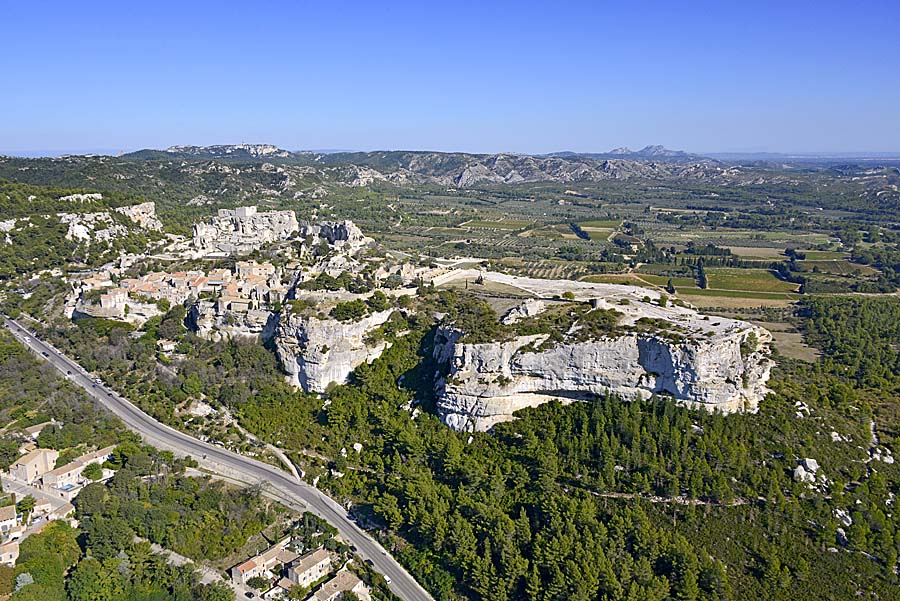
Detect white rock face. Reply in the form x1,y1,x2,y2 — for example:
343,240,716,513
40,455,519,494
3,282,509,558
794,465,816,483
59,211,129,243
59,193,103,203
115,202,163,231
298,219,372,255
275,308,394,393
189,301,277,341
501,299,546,325
192,206,299,254
57,202,161,245
434,301,772,431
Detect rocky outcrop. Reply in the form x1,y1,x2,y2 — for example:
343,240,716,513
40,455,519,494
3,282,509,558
298,219,372,255
434,304,772,432
165,144,291,159
192,206,299,255
501,299,545,325
188,300,278,341
115,202,163,231
59,211,130,243
275,308,394,393
59,192,104,203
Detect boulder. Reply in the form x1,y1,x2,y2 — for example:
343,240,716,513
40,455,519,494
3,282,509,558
501,299,546,325
793,465,815,483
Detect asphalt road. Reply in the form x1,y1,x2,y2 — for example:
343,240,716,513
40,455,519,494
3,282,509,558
3,316,433,601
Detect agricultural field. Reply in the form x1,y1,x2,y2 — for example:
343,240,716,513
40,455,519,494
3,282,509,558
500,258,592,280
519,225,566,239
724,246,787,258
578,219,621,228
581,273,652,286
651,228,836,249
800,259,879,275
459,218,533,230
800,250,849,260
705,267,800,293
673,287,798,300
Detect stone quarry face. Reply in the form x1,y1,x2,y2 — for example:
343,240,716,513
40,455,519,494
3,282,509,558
431,279,773,432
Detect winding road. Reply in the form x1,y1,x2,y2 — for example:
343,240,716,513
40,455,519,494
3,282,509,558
3,316,433,601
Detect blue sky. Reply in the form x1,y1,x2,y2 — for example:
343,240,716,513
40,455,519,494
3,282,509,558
2,0,899,155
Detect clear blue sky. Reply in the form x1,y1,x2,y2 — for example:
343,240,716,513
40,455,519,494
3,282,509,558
2,0,899,155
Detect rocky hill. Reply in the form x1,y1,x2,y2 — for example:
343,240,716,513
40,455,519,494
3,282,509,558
431,272,773,432
3,147,898,216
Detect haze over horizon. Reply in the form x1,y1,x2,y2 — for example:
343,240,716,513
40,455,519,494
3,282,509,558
3,0,899,155
5,145,900,160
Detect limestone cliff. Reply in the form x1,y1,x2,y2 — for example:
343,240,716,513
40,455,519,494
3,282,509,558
188,300,278,341
298,219,372,255
275,308,394,393
192,206,299,255
434,301,772,432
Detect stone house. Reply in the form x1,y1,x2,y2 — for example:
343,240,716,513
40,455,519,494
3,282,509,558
312,570,370,601
10,448,59,483
287,548,332,589
230,537,298,586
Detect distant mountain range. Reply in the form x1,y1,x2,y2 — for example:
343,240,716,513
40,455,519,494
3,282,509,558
111,145,745,188
3,143,898,211
5,144,899,165
707,151,900,162
101,143,900,190
126,143,702,163
544,145,699,161
121,144,709,163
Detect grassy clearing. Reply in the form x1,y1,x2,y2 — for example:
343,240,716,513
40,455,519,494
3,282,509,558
750,320,821,362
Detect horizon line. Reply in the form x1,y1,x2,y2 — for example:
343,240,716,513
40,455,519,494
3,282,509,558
3,146,900,160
